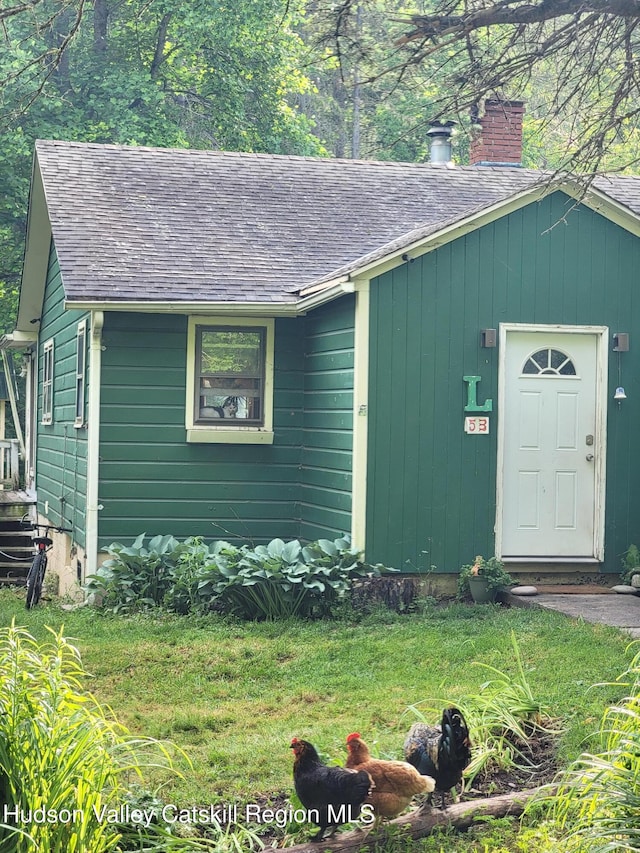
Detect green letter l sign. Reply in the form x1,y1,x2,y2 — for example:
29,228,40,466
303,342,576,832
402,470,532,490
463,376,493,412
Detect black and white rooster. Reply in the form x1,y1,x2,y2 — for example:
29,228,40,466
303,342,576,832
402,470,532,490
403,707,472,808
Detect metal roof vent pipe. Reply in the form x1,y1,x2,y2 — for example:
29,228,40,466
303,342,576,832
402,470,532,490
427,121,456,164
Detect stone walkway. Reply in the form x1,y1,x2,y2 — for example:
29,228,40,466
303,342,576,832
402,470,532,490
505,589,640,639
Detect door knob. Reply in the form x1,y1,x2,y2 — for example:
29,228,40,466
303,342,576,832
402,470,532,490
586,454,594,461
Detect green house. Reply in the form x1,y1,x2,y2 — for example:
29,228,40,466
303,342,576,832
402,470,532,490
6,117,640,593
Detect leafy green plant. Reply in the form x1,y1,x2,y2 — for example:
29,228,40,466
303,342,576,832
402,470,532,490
163,537,215,615
405,632,557,786
198,534,384,620
457,555,514,599
620,543,640,584
86,533,387,619
549,644,640,852
0,622,186,853
85,534,203,613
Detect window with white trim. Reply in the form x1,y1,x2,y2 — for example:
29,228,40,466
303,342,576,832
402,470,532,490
74,320,87,427
186,317,274,444
42,339,54,424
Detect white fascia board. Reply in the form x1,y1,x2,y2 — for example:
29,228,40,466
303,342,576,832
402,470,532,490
342,184,552,283
306,179,640,288
0,331,38,350
65,281,355,318
295,281,354,311
562,183,640,237
296,183,553,296
16,156,52,333
64,300,302,317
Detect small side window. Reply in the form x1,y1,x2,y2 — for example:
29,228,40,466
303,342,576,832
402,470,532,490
74,320,87,427
42,339,54,424
185,316,274,444
196,326,265,425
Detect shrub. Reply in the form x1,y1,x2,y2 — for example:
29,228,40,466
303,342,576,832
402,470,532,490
620,544,640,584
87,533,389,619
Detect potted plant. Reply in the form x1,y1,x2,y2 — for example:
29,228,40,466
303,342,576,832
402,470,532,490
457,555,514,603
621,544,640,589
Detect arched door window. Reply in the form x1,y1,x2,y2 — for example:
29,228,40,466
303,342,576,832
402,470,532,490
522,348,576,376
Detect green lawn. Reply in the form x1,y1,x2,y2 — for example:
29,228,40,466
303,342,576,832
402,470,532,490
0,588,632,823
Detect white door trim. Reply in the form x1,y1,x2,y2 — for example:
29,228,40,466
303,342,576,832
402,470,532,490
495,323,608,562
351,278,371,553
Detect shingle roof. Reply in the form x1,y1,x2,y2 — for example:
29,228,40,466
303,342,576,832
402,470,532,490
33,140,640,305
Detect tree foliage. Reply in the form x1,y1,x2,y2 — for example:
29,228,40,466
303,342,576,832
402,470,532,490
325,0,640,173
0,0,325,335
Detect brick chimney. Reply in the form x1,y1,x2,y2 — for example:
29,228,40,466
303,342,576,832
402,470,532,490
470,100,524,167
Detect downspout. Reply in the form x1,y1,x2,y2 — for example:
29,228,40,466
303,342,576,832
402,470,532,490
85,310,103,581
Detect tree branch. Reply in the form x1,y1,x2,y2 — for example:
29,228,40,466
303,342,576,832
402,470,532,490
150,12,172,80
397,0,640,45
284,787,546,853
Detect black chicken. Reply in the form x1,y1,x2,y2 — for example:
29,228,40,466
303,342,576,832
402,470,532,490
403,707,472,808
290,737,374,842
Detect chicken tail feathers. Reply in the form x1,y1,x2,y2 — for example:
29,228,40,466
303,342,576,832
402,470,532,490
440,707,472,767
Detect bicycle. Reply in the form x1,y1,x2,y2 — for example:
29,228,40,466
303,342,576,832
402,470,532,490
25,520,72,609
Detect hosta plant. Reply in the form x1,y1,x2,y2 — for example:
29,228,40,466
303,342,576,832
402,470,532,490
86,534,221,614
87,533,388,619
198,534,385,620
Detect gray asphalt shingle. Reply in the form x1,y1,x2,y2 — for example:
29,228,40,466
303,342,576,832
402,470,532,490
34,140,640,304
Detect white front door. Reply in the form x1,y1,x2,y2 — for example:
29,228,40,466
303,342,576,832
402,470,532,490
498,327,606,560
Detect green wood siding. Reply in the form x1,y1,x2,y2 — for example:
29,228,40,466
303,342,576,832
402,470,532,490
98,313,305,548
299,297,354,541
366,191,640,574
36,242,89,545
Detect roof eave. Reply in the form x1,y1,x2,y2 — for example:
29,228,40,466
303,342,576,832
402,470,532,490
65,280,356,317
64,299,302,317
0,331,38,351
565,183,640,237
15,152,53,334
299,181,553,295
298,176,640,296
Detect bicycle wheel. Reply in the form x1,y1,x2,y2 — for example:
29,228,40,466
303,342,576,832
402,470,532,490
26,552,46,609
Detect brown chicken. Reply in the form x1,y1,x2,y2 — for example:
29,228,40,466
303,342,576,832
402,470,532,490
345,732,435,820
290,738,375,841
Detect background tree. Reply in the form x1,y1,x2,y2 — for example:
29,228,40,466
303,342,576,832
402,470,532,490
323,0,640,173
0,0,325,336
300,0,446,161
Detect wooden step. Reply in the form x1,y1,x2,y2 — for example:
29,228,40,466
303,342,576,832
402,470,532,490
0,513,38,581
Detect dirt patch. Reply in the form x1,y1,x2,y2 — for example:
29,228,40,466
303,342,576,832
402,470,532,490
462,727,559,802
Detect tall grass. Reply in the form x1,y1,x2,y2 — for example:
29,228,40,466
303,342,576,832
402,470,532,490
405,631,559,786
0,589,632,853
0,622,185,853
551,643,640,852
